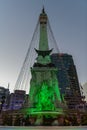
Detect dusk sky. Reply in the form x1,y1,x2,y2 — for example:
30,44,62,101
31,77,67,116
0,0,87,95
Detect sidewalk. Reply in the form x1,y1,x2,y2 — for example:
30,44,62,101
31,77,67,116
0,126,87,130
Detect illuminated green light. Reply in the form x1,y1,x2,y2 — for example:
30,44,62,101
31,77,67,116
36,82,55,111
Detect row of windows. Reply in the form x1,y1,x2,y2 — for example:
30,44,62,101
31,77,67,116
10,100,24,104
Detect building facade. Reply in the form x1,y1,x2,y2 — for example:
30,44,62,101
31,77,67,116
0,86,10,111
51,53,82,109
9,90,26,110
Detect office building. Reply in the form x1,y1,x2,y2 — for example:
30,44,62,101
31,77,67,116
9,90,26,110
51,53,82,109
0,86,10,111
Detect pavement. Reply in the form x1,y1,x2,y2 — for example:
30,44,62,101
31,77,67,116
0,126,87,130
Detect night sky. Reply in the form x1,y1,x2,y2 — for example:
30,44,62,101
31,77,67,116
0,0,87,98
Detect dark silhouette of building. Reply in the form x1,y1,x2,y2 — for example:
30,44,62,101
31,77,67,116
0,86,10,111
9,90,26,110
51,53,82,109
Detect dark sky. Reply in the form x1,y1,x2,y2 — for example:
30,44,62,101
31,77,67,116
0,0,87,95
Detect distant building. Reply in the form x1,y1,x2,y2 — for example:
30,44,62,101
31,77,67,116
75,102,87,112
51,53,82,109
0,86,10,111
9,90,26,110
83,82,87,101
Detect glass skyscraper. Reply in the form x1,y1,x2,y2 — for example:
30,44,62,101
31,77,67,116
51,53,82,109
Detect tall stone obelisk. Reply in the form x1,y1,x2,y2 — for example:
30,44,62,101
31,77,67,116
28,8,64,115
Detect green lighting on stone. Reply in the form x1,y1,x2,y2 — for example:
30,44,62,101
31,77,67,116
36,82,55,111
27,67,63,115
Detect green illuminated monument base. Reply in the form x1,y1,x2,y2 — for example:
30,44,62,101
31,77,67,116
29,67,63,113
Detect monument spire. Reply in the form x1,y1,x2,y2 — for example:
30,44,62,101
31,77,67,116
35,8,52,64
42,6,45,14
39,7,48,51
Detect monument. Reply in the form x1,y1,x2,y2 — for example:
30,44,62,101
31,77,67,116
23,8,66,120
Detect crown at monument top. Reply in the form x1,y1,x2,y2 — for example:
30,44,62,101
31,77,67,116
40,6,47,15
39,7,47,24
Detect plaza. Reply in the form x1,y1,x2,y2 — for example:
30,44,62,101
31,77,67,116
0,126,87,130
0,1,86,128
